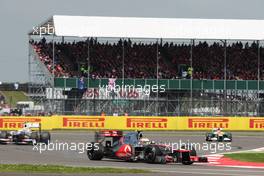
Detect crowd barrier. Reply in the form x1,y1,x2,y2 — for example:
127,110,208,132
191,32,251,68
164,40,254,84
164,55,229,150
0,116,263,131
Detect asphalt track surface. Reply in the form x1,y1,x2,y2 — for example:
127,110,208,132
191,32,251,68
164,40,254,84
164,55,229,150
0,131,264,176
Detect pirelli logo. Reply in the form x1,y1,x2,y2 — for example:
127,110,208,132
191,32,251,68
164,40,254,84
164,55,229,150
63,117,105,128
0,118,40,128
188,118,229,129
249,119,264,129
127,118,168,129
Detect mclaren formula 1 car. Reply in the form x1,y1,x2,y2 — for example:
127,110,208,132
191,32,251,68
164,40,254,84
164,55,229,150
0,122,50,145
87,130,208,165
205,128,232,142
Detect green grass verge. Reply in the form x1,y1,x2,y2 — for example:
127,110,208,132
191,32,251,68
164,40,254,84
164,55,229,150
0,164,150,174
224,153,264,163
1,91,30,107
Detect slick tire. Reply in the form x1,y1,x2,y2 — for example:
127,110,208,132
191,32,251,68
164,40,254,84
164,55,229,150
0,131,7,138
182,161,194,165
87,142,104,160
0,131,7,144
143,145,163,164
40,132,50,145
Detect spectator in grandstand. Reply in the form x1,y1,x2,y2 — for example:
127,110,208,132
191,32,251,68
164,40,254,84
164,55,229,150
0,94,4,104
30,39,262,80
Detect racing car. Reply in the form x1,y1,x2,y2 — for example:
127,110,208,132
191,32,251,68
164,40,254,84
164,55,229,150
205,128,232,142
0,122,50,145
87,130,208,165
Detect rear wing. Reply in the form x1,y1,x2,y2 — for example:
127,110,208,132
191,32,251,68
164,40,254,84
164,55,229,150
98,130,123,137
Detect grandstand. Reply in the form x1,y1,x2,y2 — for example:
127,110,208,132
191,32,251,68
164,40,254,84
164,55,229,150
28,15,264,116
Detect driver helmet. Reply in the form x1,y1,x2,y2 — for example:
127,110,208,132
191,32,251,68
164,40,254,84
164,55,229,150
139,138,150,145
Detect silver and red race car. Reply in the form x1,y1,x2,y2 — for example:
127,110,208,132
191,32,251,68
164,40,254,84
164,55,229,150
0,122,50,145
87,130,208,165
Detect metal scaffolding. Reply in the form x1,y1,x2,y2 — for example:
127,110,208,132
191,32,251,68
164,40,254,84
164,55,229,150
28,35,264,116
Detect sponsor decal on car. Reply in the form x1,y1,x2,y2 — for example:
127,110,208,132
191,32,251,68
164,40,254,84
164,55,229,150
126,118,168,129
0,118,40,128
62,117,105,128
188,118,229,129
249,119,264,129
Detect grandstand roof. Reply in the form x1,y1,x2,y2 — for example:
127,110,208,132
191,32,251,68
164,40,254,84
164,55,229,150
29,15,264,40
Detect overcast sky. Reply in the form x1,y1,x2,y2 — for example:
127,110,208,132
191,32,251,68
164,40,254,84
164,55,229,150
0,0,264,82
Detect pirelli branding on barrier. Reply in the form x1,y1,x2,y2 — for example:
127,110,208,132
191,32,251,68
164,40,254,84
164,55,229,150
126,118,168,129
188,118,229,129
62,117,105,128
0,116,264,131
0,118,41,129
249,119,264,129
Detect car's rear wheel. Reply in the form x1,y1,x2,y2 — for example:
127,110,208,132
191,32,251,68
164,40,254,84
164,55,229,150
182,160,194,165
226,133,232,142
206,133,213,142
40,132,50,144
87,142,104,160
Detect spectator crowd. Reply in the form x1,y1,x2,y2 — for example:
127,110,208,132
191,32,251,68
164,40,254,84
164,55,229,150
30,38,264,80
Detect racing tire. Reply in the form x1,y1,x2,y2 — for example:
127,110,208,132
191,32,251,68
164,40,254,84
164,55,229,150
206,133,214,142
87,142,104,160
226,133,232,142
0,131,7,138
144,145,157,163
30,132,39,145
143,145,163,164
30,132,39,140
205,133,209,141
0,131,8,145
181,144,196,165
182,161,194,165
40,132,50,145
